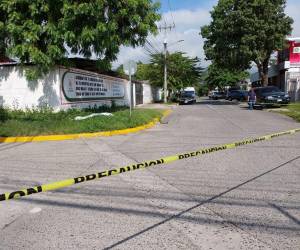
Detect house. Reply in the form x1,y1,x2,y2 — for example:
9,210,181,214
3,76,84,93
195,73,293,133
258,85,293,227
250,37,300,101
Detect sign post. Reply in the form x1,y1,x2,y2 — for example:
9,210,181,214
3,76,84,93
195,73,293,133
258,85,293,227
123,60,137,117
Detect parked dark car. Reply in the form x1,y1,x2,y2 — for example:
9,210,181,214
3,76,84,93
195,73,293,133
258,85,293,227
226,90,248,101
254,86,290,106
208,91,226,100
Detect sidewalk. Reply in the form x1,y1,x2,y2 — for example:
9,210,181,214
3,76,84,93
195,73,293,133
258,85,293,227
136,103,178,110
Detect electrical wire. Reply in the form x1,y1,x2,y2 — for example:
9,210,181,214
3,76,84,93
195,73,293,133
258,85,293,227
167,0,180,43
146,39,160,54
167,0,176,28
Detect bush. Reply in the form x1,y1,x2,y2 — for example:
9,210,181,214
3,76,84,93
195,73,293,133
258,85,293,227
0,107,9,123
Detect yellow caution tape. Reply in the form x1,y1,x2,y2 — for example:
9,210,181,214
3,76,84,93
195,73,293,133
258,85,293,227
1,128,299,202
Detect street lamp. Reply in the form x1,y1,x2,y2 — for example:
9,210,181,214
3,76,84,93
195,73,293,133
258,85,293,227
163,39,184,103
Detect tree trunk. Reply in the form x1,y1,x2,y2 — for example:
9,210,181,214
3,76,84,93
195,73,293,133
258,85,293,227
256,59,269,87
261,59,269,86
0,49,5,61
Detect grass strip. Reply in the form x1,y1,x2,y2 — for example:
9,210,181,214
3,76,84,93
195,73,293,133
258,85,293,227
0,107,164,137
278,102,300,122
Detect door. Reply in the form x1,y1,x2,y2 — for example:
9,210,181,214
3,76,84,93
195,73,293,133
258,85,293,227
286,72,300,102
135,83,143,105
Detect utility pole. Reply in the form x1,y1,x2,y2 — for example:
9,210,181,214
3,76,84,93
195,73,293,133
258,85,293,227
159,22,175,103
163,40,168,104
129,68,132,117
162,39,184,104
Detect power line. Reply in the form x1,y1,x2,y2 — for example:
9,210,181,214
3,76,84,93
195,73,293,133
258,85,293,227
158,21,175,39
141,1,180,64
148,35,164,52
144,43,157,55
140,1,180,63
167,0,180,41
167,0,176,28
145,39,160,54
142,45,154,56
158,13,176,104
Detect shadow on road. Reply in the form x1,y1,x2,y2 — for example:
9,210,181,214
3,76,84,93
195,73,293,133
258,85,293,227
195,100,240,106
102,155,300,249
0,142,30,153
195,99,265,110
11,155,300,249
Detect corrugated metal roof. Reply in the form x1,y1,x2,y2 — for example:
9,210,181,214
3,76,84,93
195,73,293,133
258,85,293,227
287,37,300,43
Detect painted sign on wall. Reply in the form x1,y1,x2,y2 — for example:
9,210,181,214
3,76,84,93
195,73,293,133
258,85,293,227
62,71,125,102
293,47,300,54
289,41,300,63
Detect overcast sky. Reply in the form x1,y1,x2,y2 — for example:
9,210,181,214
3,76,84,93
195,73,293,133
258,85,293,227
113,0,300,69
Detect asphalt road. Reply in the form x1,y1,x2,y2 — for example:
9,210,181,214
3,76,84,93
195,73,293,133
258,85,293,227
0,98,300,250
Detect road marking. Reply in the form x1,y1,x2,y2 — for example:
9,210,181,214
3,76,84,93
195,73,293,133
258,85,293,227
29,207,42,214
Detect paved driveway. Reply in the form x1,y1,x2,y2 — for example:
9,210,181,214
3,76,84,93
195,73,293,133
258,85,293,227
0,99,299,249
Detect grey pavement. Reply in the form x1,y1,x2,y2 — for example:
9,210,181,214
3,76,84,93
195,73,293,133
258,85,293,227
0,98,299,250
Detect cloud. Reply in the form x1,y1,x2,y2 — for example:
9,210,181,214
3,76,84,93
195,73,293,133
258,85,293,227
113,7,213,69
286,0,300,37
113,0,300,70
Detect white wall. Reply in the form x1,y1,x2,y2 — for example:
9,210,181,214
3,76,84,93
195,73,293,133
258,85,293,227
287,69,300,101
0,65,61,110
0,65,131,110
154,88,163,102
142,82,154,104
140,81,162,103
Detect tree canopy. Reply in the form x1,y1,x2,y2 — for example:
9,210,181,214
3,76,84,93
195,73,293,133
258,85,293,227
117,52,203,94
116,61,150,81
201,0,293,86
0,2,7,59
205,63,249,90
147,52,203,92
0,0,160,79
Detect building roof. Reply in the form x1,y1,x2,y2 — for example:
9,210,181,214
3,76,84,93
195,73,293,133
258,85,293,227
287,37,300,43
66,58,143,83
66,58,124,79
0,57,143,83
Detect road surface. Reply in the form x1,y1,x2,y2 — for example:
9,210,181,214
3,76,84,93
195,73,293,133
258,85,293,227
0,99,299,249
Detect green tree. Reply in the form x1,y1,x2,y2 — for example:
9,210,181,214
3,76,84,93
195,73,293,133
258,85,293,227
0,0,160,79
135,63,151,81
205,63,249,90
201,0,293,86
0,2,8,58
197,82,209,97
147,52,203,94
116,61,151,81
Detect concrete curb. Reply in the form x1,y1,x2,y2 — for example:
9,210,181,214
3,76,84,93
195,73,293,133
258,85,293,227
0,109,172,144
